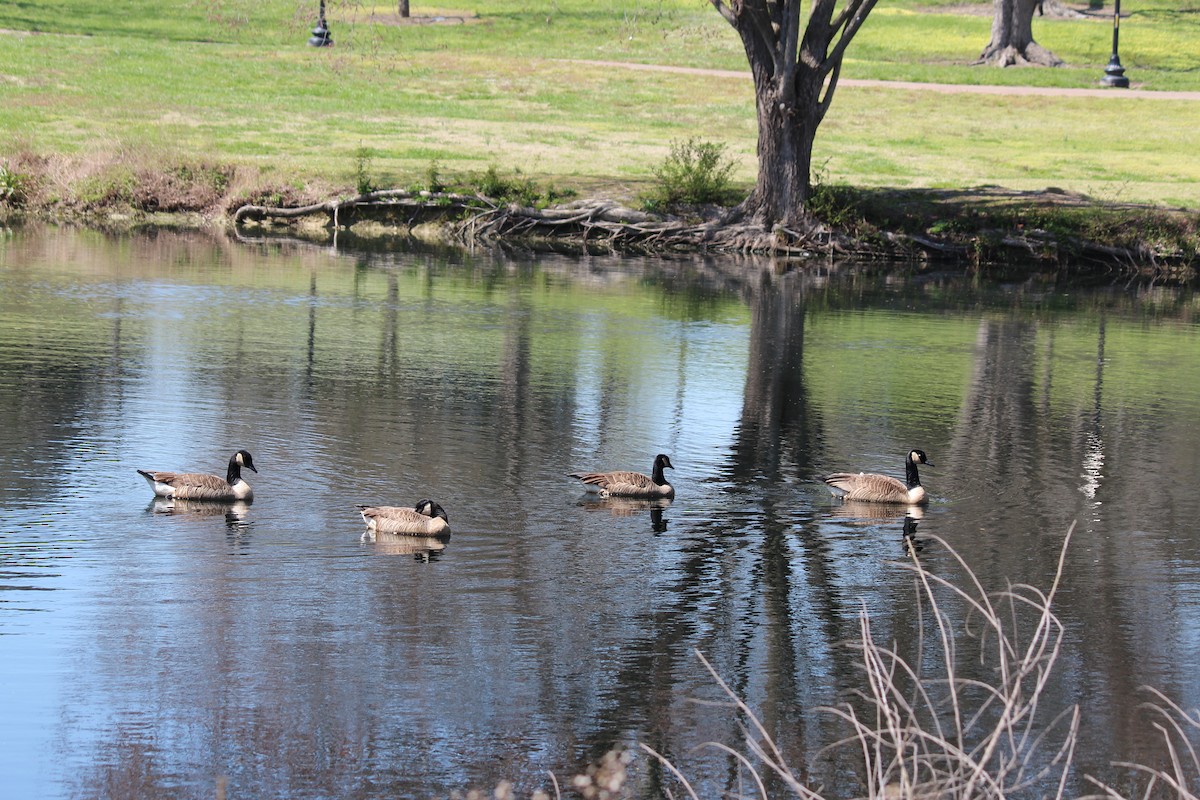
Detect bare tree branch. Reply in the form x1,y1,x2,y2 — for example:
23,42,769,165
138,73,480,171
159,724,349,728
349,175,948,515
780,0,802,89
823,0,882,78
708,0,737,27
735,1,787,77
815,59,842,126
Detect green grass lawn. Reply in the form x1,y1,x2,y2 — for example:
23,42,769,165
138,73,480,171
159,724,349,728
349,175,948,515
2,0,1198,211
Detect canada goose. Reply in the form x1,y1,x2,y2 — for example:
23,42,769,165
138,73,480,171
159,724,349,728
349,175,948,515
358,499,451,537
569,453,675,499
138,450,257,502
822,449,933,504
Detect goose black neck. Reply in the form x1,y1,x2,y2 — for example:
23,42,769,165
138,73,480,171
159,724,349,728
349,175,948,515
905,457,922,489
226,458,241,485
652,462,666,485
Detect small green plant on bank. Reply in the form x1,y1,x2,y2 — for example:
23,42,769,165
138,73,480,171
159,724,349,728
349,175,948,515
354,147,378,196
425,159,445,194
76,168,137,210
643,138,736,211
477,163,526,201
169,163,229,195
0,165,29,207
473,164,575,209
806,163,866,232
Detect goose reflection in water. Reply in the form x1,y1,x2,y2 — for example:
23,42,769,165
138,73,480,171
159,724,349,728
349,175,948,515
150,497,252,530
361,530,447,561
825,500,924,553
577,496,672,533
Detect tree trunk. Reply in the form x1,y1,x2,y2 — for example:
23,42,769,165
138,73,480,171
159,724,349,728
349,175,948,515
398,0,410,18
978,0,1063,66
1039,0,1086,19
743,76,818,231
710,0,879,235
725,18,827,232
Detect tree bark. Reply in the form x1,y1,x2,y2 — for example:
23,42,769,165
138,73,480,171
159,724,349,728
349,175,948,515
977,0,1064,66
398,0,410,18
742,73,817,230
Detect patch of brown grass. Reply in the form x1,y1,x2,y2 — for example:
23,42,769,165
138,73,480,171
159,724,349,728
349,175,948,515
0,144,334,223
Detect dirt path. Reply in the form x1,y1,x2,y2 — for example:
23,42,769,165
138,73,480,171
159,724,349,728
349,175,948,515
570,59,1200,101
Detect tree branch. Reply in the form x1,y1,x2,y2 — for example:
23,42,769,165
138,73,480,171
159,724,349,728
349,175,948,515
735,1,787,77
822,0,882,77
780,0,801,89
708,0,737,27
816,57,843,126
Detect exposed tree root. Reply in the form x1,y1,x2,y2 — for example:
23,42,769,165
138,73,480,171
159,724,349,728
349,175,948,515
233,192,859,257
231,192,1196,280
975,41,1064,67
456,200,839,256
1038,0,1086,19
233,188,487,228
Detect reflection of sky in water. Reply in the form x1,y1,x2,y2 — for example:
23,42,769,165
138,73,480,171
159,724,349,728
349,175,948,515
1,229,1200,797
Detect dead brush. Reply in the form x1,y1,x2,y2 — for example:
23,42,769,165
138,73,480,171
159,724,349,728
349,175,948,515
462,524,1200,800
1084,687,1200,800
822,526,1081,800
642,527,1083,800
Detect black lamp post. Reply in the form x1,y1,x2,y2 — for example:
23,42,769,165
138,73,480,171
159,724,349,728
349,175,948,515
309,0,333,47
1101,0,1129,87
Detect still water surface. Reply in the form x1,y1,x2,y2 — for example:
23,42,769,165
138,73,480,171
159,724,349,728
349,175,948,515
1,227,1199,798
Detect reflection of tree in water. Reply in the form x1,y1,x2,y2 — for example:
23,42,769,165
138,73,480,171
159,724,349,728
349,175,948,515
377,271,400,381
495,278,533,490
0,290,130,502
559,269,877,796
729,269,819,485
948,318,1044,515
939,313,1170,788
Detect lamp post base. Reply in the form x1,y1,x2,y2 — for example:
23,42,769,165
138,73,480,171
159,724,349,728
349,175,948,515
308,1,333,47
308,25,332,47
1101,57,1129,88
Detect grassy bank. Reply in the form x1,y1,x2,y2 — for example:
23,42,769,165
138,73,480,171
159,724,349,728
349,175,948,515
1,0,1198,262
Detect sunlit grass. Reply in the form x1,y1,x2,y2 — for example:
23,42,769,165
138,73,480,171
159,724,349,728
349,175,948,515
2,0,1199,211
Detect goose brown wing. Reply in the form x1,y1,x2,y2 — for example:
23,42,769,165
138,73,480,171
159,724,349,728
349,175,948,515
359,506,449,536
822,472,909,503
573,470,653,491
140,470,235,500
164,472,239,500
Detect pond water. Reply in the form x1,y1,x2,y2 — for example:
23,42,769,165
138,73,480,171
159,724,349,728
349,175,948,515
1,226,1199,799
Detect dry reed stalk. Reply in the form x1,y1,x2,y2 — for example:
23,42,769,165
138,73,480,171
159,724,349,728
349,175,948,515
540,525,1197,800
1084,686,1200,800
821,525,1081,800
671,527,1084,800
